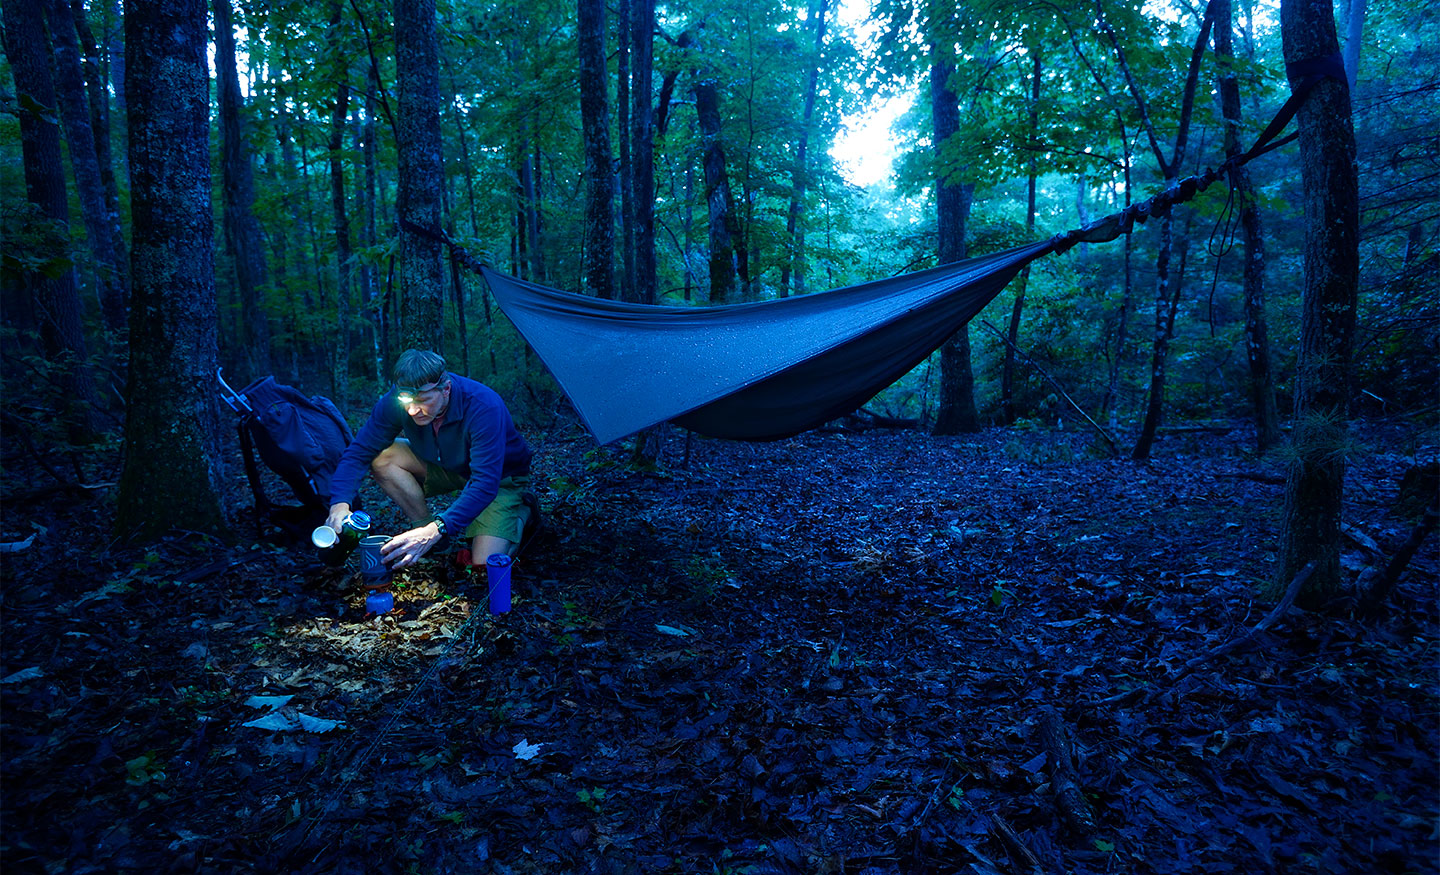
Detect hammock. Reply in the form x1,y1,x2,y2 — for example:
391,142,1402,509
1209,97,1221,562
472,57,1339,445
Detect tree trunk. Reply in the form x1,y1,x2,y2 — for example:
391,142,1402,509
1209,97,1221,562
1215,0,1281,453
1,0,103,440
1002,51,1042,426
780,0,830,299
395,0,445,351
1278,0,1360,601
631,0,657,305
362,65,383,383
1131,208,1178,460
69,0,123,236
116,0,227,537
44,0,127,338
929,45,980,435
617,0,635,302
695,76,739,304
578,0,616,299
214,0,272,378
328,68,352,410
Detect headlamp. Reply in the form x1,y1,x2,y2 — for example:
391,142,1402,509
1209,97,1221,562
396,380,444,406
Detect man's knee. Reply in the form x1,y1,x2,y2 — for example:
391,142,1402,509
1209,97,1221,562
371,441,425,481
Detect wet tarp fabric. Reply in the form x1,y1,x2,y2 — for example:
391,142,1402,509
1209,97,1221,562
481,240,1053,445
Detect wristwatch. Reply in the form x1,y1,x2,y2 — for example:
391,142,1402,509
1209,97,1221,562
432,517,447,537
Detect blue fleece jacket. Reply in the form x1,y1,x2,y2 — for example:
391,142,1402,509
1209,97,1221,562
329,373,532,532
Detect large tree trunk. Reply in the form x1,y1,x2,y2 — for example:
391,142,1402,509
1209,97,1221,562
116,0,227,537
2,0,103,440
780,0,829,299
929,45,980,435
631,0,657,305
578,0,615,299
1278,0,1360,601
1216,0,1281,453
395,0,445,351
214,0,272,378
44,0,127,338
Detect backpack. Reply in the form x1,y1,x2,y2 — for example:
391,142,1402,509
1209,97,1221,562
219,371,357,541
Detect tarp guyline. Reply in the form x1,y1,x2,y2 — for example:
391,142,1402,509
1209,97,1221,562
468,55,1344,445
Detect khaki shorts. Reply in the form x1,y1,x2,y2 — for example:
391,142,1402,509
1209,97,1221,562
423,467,531,542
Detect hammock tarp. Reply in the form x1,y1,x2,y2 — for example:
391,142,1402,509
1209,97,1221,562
464,55,1333,446
482,240,1053,444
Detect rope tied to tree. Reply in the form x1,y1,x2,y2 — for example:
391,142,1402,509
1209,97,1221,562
1047,52,1347,258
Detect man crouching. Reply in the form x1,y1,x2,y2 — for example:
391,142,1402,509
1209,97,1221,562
326,348,536,572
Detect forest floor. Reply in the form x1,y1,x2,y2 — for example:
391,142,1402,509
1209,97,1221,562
1,420,1437,875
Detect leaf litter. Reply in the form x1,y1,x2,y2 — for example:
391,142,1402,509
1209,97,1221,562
0,423,1435,874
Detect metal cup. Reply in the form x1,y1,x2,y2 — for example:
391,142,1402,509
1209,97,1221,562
359,535,391,584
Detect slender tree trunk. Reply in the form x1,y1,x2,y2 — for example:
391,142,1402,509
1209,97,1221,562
70,0,122,229
1216,0,1280,453
116,0,226,537
781,0,829,298
363,63,384,383
328,69,352,409
617,0,635,302
1342,0,1366,91
395,0,445,351
2,0,103,439
578,0,615,299
214,0,272,378
631,0,657,305
45,0,127,338
1278,0,1360,601
1002,51,1042,425
930,44,979,435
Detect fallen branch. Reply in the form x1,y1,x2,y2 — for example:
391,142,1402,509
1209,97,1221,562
1039,706,1097,838
991,811,1046,874
1096,561,1316,707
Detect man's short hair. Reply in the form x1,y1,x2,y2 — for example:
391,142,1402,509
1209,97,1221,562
393,349,448,388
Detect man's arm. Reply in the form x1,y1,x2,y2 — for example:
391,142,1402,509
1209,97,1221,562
326,393,403,528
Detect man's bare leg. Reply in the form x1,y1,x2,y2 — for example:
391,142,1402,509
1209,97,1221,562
370,440,430,523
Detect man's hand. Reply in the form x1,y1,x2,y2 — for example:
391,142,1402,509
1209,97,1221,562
380,521,444,570
326,503,352,533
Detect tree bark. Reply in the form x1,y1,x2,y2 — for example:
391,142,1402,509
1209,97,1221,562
695,73,739,304
1278,0,1360,601
214,0,272,378
44,0,127,338
1215,0,1281,453
1,0,103,439
395,0,445,351
631,0,657,305
617,0,635,302
929,44,980,435
116,0,227,537
1002,51,1042,426
327,49,352,410
578,0,615,299
780,0,829,299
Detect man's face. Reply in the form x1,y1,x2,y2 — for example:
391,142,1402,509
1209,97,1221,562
398,379,450,425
